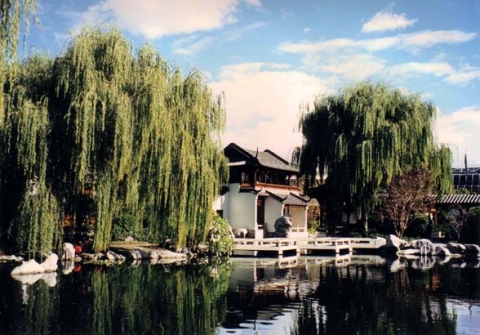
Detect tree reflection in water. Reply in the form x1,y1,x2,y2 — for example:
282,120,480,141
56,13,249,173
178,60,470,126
0,257,478,334
0,262,232,335
293,263,463,335
221,257,478,335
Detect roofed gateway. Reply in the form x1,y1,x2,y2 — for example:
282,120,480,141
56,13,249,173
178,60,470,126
214,143,310,240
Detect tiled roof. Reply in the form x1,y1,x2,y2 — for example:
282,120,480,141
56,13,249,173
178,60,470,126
224,143,299,173
452,167,480,174
266,190,310,206
245,148,298,172
437,194,480,204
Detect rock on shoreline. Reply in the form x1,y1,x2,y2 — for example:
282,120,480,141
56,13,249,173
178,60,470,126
385,234,480,258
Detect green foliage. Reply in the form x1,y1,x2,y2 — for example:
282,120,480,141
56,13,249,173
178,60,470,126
111,213,138,241
207,213,234,258
298,82,452,231
375,168,435,237
90,263,232,335
404,213,431,239
0,0,38,129
307,219,320,235
0,28,228,253
461,207,480,245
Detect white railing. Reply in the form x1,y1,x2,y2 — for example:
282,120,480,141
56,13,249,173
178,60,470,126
234,238,298,251
291,226,307,233
350,237,386,249
298,237,352,253
233,237,385,255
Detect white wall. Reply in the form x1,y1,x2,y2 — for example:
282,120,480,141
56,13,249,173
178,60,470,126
290,206,307,227
227,183,256,230
264,197,284,233
215,184,310,238
213,192,229,219
289,205,308,237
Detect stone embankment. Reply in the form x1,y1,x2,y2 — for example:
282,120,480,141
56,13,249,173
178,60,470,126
0,242,189,279
385,234,480,258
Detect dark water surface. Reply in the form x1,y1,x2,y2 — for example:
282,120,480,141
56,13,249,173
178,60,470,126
0,254,479,335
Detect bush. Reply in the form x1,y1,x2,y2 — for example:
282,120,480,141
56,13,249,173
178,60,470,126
111,213,138,241
207,214,234,258
404,214,431,239
460,207,480,245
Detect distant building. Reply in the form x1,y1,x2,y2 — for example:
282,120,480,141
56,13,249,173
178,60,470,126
214,143,310,239
452,167,480,192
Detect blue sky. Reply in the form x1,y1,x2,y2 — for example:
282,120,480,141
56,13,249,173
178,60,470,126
24,0,480,166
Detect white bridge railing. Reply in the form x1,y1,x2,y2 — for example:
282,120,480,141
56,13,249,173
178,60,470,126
234,238,298,250
233,237,385,255
290,226,307,233
298,237,352,254
349,237,386,249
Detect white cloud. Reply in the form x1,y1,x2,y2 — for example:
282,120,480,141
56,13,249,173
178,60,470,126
174,36,216,55
225,21,265,42
245,0,262,9
209,63,333,160
305,53,386,81
388,62,455,78
278,30,478,84
278,30,476,54
386,62,480,85
72,0,245,39
362,11,417,33
437,106,480,166
445,69,480,84
402,30,476,49
172,21,265,55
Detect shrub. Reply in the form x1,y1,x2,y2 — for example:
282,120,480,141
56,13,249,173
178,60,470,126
207,214,234,258
111,213,138,241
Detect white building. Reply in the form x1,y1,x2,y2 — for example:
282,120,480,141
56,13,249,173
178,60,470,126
214,143,310,239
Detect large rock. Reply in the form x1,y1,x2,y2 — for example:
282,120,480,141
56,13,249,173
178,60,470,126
150,249,187,260
106,251,126,261
412,239,433,249
411,239,436,256
375,237,387,248
233,228,248,238
40,253,58,272
385,235,407,253
62,243,75,261
11,259,46,275
386,235,406,248
464,244,480,257
62,260,75,275
0,255,23,262
435,244,451,257
11,273,44,285
274,215,293,238
129,250,149,260
388,258,407,272
447,243,466,255
397,248,420,256
41,272,57,287
411,256,436,270
437,255,452,265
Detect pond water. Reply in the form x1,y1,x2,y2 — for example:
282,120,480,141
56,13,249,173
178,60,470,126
0,254,479,335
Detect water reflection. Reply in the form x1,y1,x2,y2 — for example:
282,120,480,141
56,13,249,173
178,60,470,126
220,255,480,335
0,255,479,335
0,263,232,335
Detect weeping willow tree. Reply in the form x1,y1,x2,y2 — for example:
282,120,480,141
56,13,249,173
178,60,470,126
0,28,228,253
298,82,452,234
0,0,37,125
